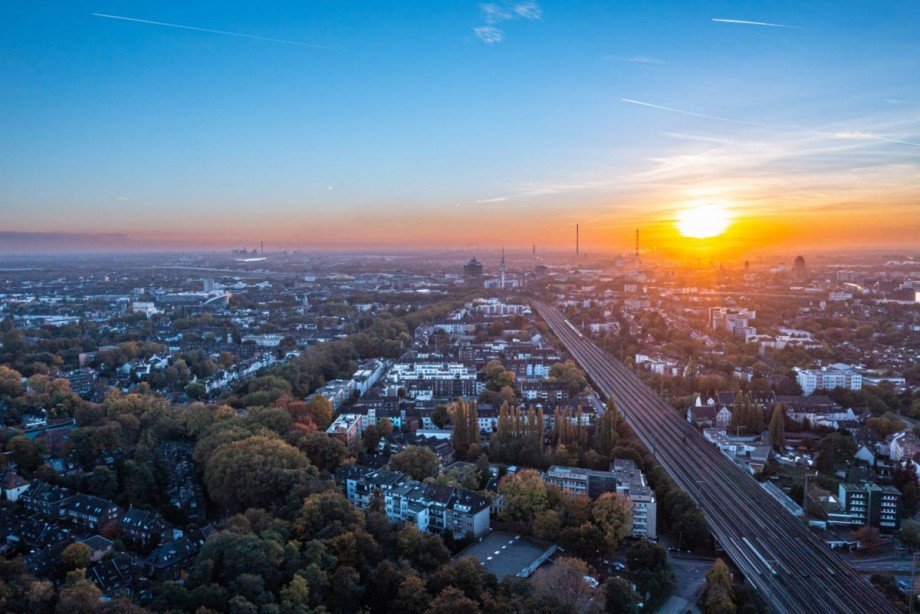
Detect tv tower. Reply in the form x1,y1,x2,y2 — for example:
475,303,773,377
576,224,580,256
499,247,506,290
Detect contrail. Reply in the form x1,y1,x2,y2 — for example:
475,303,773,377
92,13,338,50
712,18,799,29
620,98,768,127
622,99,920,149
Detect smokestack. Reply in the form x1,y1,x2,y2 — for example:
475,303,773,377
576,224,580,255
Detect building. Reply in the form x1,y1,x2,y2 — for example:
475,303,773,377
351,359,387,396
60,494,120,530
838,483,901,533
463,258,484,286
326,413,364,445
453,532,557,580
388,362,479,399
709,307,756,337
2,473,30,502
21,482,75,518
544,461,657,538
313,379,356,410
336,465,406,511
120,508,174,547
794,365,863,396
385,480,490,538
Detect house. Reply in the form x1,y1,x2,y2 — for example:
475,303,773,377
120,508,175,547
2,472,30,502
142,526,212,581
60,494,120,530
80,535,114,562
686,395,732,428
20,482,75,518
89,553,141,597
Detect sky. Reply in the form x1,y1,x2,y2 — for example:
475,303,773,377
1,1,919,255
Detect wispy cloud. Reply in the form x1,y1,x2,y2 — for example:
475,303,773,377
604,55,665,65
621,98,768,127
92,13,338,50
116,196,129,201
621,98,920,148
473,2,541,44
476,196,509,203
711,18,800,29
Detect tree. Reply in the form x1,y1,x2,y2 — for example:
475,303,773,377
426,587,481,614
431,405,451,428
901,520,920,551
768,404,786,451
816,432,857,472
605,577,640,614
56,579,102,613
532,556,593,610
203,435,310,512
701,559,735,614
0,365,24,397
626,540,672,602
593,492,634,552
594,400,620,457
88,466,118,499
184,382,206,400
294,491,364,541
61,542,92,571
395,525,450,572
390,446,440,481
304,395,334,431
288,430,347,472
7,436,47,474
549,360,588,393
498,469,550,523
450,399,479,459
397,573,431,614
853,525,881,551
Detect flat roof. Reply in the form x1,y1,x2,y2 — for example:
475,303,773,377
453,531,556,580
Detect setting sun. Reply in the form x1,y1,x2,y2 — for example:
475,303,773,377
676,201,733,239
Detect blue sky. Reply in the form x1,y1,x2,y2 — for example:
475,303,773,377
1,1,918,251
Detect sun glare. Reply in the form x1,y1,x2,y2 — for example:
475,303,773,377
676,201,732,239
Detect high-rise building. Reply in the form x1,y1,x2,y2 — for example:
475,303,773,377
463,257,483,286
499,248,506,290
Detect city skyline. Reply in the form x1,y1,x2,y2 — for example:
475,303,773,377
2,1,919,255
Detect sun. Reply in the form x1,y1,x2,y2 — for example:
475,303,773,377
676,201,732,239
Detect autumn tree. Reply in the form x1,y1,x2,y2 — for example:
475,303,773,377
702,559,735,614
593,492,634,552
549,360,588,394
303,395,334,431
449,399,479,459
532,557,593,611
0,365,24,397
605,577,640,614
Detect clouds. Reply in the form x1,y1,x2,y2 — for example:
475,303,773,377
473,2,541,44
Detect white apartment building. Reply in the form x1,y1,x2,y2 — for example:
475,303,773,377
795,365,862,396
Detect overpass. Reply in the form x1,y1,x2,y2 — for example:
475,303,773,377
534,301,893,613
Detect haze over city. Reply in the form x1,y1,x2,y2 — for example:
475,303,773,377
2,1,919,255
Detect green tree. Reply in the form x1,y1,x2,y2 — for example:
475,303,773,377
203,435,310,512
605,577,640,614
390,446,440,481
768,404,786,451
61,542,92,571
288,430,347,472
498,469,550,523
7,436,47,474
88,466,118,499
594,400,620,457
900,520,920,551
549,360,588,393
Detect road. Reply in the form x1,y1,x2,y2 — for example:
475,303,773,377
534,301,893,614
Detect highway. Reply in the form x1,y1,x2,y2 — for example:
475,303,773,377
534,301,893,614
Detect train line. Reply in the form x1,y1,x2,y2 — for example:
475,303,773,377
535,301,893,614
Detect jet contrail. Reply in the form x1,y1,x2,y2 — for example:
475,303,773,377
712,18,799,29
622,99,920,148
620,98,768,127
92,13,338,50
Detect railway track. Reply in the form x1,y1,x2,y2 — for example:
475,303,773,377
534,301,893,613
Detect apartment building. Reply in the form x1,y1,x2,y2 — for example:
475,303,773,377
838,483,901,533
795,365,863,396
